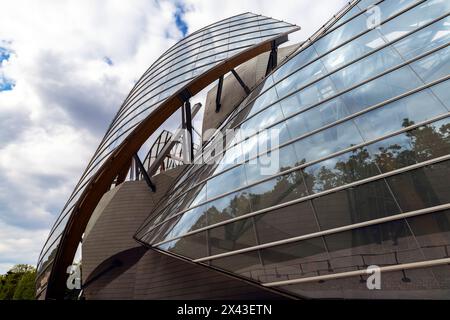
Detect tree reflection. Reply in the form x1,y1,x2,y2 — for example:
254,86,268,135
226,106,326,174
198,119,450,254
303,119,450,193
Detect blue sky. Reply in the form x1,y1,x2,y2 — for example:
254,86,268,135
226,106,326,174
0,47,14,91
174,2,189,36
0,0,347,274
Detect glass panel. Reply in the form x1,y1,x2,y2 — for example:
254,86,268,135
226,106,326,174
158,231,207,260
245,144,299,185
162,205,208,239
337,4,361,24
392,16,450,60
275,59,328,98
37,235,60,274
357,0,379,10
246,219,423,285
320,29,387,72
247,87,279,117
387,160,450,212
206,164,247,199
259,237,328,281
255,201,319,244
368,117,450,172
410,45,450,83
272,45,319,82
280,268,445,299
206,190,252,225
239,103,284,134
312,179,400,230
366,0,418,22
314,13,369,56
151,216,182,243
430,80,450,110
248,171,308,212
214,142,243,172
293,121,364,164
41,214,69,258
407,209,450,260
324,219,422,264
340,66,422,115
240,122,291,163
208,217,257,255
284,96,350,138
279,77,337,117
330,46,403,91
303,147,379,193
177,183,207,213
210,251,261,279
354,88,448,141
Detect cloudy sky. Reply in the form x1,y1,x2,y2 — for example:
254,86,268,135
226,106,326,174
0,0,347,274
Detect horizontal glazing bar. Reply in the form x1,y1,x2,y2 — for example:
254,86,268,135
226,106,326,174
263,257,450,287
114,26,297,121
149,145,450,245
146,55,450,222
194,203,450,262
143,108,450,238
229,0,430,120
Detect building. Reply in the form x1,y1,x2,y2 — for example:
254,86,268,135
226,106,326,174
36,0,450,300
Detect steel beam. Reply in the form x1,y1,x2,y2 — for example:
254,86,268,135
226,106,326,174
231,69,251,95
215,75,224,113
133,154,156,192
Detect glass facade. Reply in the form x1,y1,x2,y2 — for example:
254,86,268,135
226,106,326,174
36,12,299,295
136,0,450,299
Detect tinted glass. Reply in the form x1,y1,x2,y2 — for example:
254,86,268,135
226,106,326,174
387,160,450,212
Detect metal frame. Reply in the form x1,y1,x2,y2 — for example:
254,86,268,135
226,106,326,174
133,154,156,192
136,70,450,234
146,103,203,177
231,69,251,95
265,40,278,75
134,1,450,238
37,23,300,299
110,24,296,124
263,257,450,287
227,0,431,127
215,75,224,113
209,9,450,159
146,151,450,246
192,202,450,263
38,28,297,253
95,30,293,156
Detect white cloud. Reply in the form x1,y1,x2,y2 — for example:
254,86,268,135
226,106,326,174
0,0,182,270
0,0,349,271
182,0,349,44
0,219,49,274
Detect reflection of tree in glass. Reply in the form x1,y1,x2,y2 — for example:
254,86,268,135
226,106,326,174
372,119,450,172
207,192,251,226
249,171,306,212
195,119,450,255
302,118,450,193
304,147,377,193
